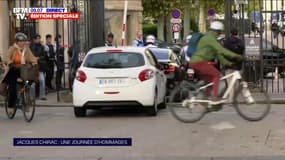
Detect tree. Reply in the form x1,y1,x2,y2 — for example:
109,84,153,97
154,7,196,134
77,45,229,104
196,0,225,32
142,0,188,41
142,0,225,41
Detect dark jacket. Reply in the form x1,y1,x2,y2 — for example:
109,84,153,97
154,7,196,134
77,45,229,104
55,44,65,70
31,43,48,72
223,36,245,70
46,44,55,64
190,32,239,65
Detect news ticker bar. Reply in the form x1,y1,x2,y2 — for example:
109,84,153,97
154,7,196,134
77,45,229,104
29,13,80,20
13,7,80,20
14,138,132,146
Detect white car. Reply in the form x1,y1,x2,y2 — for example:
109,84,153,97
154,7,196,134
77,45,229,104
73,46,167,117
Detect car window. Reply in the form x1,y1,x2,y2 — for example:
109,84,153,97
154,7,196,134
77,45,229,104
83,52,145,68
145,50,157,66
151,49,170,60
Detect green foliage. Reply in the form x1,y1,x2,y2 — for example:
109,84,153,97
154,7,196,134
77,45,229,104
142,0,191,18
248,0,263,13
204,0,225,14
143,24,157,37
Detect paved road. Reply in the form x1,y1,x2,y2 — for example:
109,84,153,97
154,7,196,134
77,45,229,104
1,104,285,160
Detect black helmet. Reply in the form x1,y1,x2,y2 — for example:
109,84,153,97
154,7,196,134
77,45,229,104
15,32,28,42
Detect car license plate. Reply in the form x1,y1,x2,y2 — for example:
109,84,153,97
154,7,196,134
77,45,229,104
99,79,126,86
187,69,194,74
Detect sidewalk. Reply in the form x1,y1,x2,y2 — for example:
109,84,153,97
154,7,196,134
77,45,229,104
35,90,73,107
0,91,284,107
0,90,73,107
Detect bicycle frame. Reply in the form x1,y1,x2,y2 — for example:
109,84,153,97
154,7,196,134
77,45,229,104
188,71,242,104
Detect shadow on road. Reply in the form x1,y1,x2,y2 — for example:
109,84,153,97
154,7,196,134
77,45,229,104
86,107,162,118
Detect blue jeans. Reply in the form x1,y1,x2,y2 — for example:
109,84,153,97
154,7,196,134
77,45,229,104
38,72,46,98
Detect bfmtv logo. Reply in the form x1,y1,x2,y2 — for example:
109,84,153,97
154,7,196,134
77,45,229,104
13,8,29,20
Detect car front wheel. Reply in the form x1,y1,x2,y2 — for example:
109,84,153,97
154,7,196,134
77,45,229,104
74,107,86,117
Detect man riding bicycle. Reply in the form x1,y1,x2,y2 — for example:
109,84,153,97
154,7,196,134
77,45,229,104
189,21,243,106
2,32,37,111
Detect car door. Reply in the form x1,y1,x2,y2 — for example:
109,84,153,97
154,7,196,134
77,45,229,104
146,49,166,102
144,49,162,102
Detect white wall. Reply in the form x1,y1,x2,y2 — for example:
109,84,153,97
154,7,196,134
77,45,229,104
38,20,55,44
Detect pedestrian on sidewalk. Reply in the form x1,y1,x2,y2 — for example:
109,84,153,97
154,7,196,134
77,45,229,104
45,34,56,90
54,34,65,90
30,34,48,100
105,32,114,47
132,31,144,47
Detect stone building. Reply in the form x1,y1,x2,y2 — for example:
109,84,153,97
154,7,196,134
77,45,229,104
0,0,143,57
105,0,143,45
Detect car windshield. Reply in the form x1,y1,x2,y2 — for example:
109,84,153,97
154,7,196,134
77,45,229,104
83,52,145,68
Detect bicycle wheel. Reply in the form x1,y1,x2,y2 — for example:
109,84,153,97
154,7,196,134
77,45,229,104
168,81,207,123
4,90,17,119
22,87,36,122
233,81,271,121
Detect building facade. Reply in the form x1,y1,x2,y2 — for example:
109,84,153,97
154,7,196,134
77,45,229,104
105,0,143,45
0,0,143,57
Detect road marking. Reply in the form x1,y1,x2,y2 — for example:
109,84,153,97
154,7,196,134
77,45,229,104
210,121,236,130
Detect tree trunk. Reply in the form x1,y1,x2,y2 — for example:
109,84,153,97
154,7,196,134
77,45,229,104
198,2,206,32
166,14,172,43
183,4,190,40
157,16,165,41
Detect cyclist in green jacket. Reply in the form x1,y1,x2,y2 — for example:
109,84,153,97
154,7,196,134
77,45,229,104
189,21,243,105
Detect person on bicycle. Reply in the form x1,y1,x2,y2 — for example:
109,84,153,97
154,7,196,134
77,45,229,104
189,21,243,105
3,32,37,110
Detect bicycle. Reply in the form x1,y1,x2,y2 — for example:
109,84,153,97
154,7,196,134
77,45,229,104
5,79,36,122
168,69,271,123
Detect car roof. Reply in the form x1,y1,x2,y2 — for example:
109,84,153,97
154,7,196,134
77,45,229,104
87,46,147,55
149,47,171,51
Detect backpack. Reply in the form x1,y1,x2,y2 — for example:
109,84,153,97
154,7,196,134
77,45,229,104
186,32,204,58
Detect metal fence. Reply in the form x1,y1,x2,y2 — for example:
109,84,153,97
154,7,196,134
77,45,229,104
8,0,105,101
225,0,285,95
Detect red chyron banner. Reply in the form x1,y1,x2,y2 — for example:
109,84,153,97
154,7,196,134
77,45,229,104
28,13,80,20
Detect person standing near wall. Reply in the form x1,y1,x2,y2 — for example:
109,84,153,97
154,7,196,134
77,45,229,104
45,34,55,91
105,32,114,47
30,34,47,100
54,34,65,90
132,31,144,47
